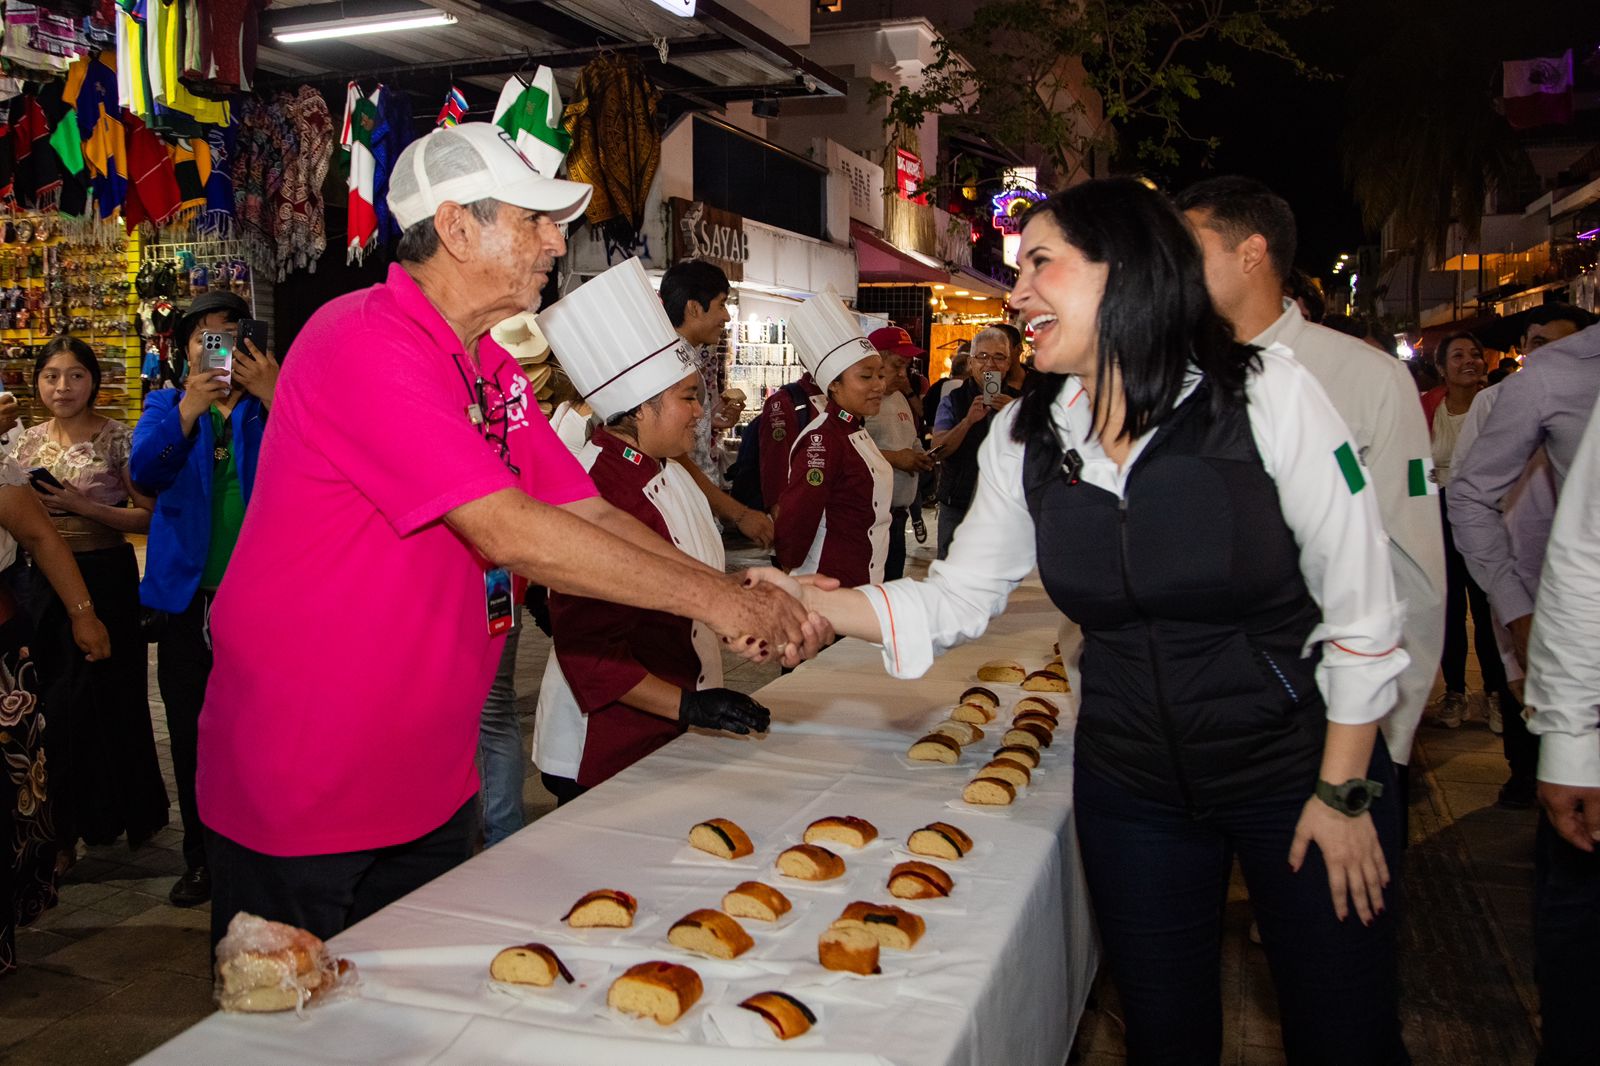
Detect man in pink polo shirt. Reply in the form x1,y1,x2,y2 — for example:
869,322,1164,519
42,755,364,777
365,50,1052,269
197,124,823,944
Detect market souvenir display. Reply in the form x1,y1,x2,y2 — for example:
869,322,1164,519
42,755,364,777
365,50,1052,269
214,912,355,1013
607,961,703,1025
489,944,574,987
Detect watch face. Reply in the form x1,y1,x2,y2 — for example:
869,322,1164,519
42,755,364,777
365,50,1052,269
1345,785,1370,809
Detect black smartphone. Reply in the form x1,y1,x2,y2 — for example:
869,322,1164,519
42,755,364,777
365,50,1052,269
237,318,268,358
27,467,62,491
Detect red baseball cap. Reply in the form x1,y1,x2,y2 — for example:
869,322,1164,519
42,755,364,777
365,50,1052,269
868,325,925,358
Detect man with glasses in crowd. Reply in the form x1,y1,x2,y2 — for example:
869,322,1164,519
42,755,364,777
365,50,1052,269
195,124,826,945
929,326,1023,558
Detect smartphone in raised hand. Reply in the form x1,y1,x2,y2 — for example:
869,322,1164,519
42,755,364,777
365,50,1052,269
201,331,234,385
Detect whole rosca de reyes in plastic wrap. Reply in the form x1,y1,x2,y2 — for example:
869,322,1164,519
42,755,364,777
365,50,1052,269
214,912,357,1013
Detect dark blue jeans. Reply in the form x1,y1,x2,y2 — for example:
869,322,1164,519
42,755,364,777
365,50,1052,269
1534,815,1600,1066
1074,747,1408,1066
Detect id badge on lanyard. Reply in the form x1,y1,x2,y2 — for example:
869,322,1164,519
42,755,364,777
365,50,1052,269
484,567,518,635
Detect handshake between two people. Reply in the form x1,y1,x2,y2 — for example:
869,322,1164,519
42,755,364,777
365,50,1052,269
711,567,842,670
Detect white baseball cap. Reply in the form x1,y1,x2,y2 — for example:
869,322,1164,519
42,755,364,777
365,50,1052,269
388,122,593,231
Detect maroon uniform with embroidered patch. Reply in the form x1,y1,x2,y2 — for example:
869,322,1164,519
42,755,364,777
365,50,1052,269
772,401,892,587
758,374,824,509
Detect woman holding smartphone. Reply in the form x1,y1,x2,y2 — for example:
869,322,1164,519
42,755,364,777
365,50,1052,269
130,290,277,907
930,327,1023,559
10,337,165,872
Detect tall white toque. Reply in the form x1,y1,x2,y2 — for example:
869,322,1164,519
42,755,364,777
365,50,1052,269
537,257,701,421
790,286,875,392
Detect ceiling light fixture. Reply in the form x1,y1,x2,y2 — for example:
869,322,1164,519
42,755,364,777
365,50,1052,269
953,290,969,296
275,10,457,44
648,0,697,14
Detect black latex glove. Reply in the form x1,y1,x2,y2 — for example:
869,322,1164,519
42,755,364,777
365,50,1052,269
679,687,771,736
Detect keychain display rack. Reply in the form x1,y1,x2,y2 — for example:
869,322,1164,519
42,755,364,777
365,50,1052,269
140,236,260,310
0,215,143,427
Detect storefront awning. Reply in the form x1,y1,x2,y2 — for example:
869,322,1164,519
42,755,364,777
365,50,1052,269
950,267,1009,300
852,220,950,285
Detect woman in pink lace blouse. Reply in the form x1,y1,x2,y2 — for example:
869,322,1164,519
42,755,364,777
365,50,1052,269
10,337,166,871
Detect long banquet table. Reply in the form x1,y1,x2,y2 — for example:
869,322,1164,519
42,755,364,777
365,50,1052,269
139,585,1098,1066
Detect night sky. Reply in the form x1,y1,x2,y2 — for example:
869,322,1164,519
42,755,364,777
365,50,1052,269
1150,0,1589,276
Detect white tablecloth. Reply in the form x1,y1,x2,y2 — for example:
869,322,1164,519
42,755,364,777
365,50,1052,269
139,587,1098,1066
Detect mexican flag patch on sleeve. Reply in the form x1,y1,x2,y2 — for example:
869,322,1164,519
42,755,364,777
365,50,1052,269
1407,456,1440,497
1335,442,1367,495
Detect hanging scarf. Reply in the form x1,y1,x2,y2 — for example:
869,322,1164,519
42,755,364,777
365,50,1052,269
436,85,466,128
12,94,62,210
372,85,413,247
274,85,333,279
340,82,380,265
197,116,234,234
494,66,570,179
562,54,661,244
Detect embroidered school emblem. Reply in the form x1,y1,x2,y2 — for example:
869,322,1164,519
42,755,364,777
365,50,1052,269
806,468,825,486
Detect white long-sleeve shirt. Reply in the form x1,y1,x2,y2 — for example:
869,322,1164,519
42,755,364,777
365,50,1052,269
1253,303,1444,763
863,346,1409,727
1526,395,1600,787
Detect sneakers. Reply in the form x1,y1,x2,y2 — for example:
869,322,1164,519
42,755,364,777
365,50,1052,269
169,865,211,907
911,511,928,544
1487,693,1506,735
1432,691,1467,729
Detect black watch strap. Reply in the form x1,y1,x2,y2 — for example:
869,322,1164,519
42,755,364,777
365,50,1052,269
1315,777,1384,817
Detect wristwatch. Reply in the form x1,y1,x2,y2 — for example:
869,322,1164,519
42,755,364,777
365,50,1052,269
1315,777,1384,817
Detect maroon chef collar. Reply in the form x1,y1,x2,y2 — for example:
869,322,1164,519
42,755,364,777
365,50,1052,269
825,400,863,429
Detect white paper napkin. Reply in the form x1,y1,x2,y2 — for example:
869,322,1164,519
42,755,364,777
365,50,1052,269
668,842,765,870
595,978,728,1042
484,956,611,1015
703,998,828,1048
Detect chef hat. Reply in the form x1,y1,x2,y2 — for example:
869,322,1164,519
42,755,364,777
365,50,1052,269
537,257,701,421
790,287,877,392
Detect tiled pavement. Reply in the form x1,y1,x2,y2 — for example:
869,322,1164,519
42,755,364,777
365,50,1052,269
0,532,1544,1065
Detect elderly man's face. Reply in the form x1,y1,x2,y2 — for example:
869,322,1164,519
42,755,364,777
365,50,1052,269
473,202,568,314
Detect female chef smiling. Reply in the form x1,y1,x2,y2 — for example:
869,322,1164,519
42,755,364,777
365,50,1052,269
530,259,770,805
782,179,1411,1065
771,291,893,589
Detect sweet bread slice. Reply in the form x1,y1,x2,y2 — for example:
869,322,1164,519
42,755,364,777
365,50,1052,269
832,901,925,950
1021,670,1068,692
959,685,999,710
722,881,791,922
932,720,983,745
739,991,817,1039
980,758,1031,788
963,776,1017,806
908,733,962,763
818,925,879,974
489,944,573,987
1002,723,1053,750
907,821,974,860
607,961,702,1025
777,844,845,881
804,816,878,849
887,861,955,899
976,659,1026,683
688,818,754,859
995,744,1041,768
950,701,996,725
668,909,754,959
1013,696,1060,719
563,889,636,927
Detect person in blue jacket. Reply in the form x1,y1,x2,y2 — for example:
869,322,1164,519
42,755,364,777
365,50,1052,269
130,291,278,907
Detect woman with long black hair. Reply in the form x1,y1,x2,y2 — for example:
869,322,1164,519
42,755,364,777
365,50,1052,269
785,178,1410,1064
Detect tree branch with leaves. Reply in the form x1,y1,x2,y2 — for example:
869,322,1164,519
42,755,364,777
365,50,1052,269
872,0,1321,192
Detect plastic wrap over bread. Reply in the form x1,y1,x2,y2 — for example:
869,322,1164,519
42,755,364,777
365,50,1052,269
214,912,357,1013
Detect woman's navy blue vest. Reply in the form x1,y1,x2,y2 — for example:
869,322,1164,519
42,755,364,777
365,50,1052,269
1022,382,1327,810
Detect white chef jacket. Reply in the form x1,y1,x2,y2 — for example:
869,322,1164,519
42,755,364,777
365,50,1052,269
1525,395,1600,787
862,345,1409,728
1252,302,1445,763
